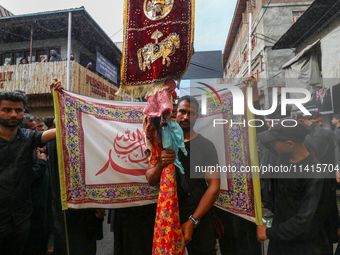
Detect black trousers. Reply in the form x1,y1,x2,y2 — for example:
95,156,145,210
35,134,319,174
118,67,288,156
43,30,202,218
113,204,157,255
0,219,30,255
217,209,261,255
52,209,101,255
181,210,216,255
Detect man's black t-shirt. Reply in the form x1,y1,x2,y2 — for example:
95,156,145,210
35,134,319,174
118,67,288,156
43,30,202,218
176,134,219,254
177,134,219,216
266,154,332,255
0,128,44,232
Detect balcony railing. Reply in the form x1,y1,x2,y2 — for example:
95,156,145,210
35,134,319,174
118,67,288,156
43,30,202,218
0,61,120,103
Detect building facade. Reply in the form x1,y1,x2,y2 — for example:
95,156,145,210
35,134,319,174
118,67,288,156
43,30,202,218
0,7,122,118
223,0,313,107
273,0,340,128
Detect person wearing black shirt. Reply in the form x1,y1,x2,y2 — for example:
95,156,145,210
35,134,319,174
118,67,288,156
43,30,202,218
332,114,340,140
146,96,220,255
298,114,339,251
256,118,332,255
0,91,56,254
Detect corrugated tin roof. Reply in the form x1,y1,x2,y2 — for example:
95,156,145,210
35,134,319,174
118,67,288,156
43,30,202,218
273,0,340,49
0,5,14,17
0,7,85,20
182,51,223,80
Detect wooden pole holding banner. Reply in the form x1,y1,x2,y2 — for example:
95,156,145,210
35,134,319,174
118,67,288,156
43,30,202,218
246,78,266,255
53,88,70,255
52,89,68,210
67,12,72,91
248,10,265,255
248,12,252,76
63,211,71,255
246,83,263,226
29,26,33,64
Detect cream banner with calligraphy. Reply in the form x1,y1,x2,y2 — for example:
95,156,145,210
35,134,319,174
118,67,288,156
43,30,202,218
83,114,149,185
54,90,158,209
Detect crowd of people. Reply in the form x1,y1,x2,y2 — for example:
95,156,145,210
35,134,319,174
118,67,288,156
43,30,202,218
3,50,64,67
0,84,105,255
4,50,96,75
1,77,340,255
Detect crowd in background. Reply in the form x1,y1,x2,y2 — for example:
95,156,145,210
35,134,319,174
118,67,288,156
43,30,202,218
2,80,340,255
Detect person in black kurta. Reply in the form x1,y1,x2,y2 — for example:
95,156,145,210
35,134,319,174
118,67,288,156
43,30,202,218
257,119,332,255
0,91,56,255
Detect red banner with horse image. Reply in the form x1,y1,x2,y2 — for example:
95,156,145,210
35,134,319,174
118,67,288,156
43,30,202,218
117,0,195,98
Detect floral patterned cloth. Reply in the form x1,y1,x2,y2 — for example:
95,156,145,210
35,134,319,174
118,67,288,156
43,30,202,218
55,90,159,210
161,119,187,174
151,139,185,255
144,88,172,118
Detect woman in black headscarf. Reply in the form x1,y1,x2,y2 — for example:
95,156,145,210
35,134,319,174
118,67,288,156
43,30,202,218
49,50,62,62
19,57,28,64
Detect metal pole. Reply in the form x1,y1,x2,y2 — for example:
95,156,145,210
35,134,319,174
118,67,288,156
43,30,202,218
30,26,33,64
67,12,72,91
262,48,270,108
249,10,265,255
248,12,252,76
261,243,265,255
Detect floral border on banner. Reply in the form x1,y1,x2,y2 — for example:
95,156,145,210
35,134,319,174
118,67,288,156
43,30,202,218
57,91,158,206
197,86,255,217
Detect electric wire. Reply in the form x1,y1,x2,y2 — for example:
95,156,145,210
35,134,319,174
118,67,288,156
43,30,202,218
36,22,67,33
292,0,340,47
0,27,30,40
110,27,123,38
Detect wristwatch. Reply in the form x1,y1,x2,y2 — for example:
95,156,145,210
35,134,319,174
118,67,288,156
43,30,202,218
189,215,200,228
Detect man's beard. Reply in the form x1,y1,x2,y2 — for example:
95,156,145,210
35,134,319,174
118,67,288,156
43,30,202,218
179,120,191,132
0,117,23,128
181,126,190,132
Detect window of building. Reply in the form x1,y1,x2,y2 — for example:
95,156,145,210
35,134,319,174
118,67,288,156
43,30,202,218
246,1,254,14
252,62,261,79
0,47,61,65
1,53,11,65
25,51,36,62
243,49,248,64
252,33,257,49
235,61,239,74
292,11,304,23
37,50,49,62
14,52,24,64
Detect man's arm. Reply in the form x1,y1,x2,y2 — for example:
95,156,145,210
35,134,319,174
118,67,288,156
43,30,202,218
50,78,64,93
191,173,220,221
32,149,47,181
182,139,220,245
39,78,64,144
182,173,220,244
146,150,176,186
41,129,56,144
